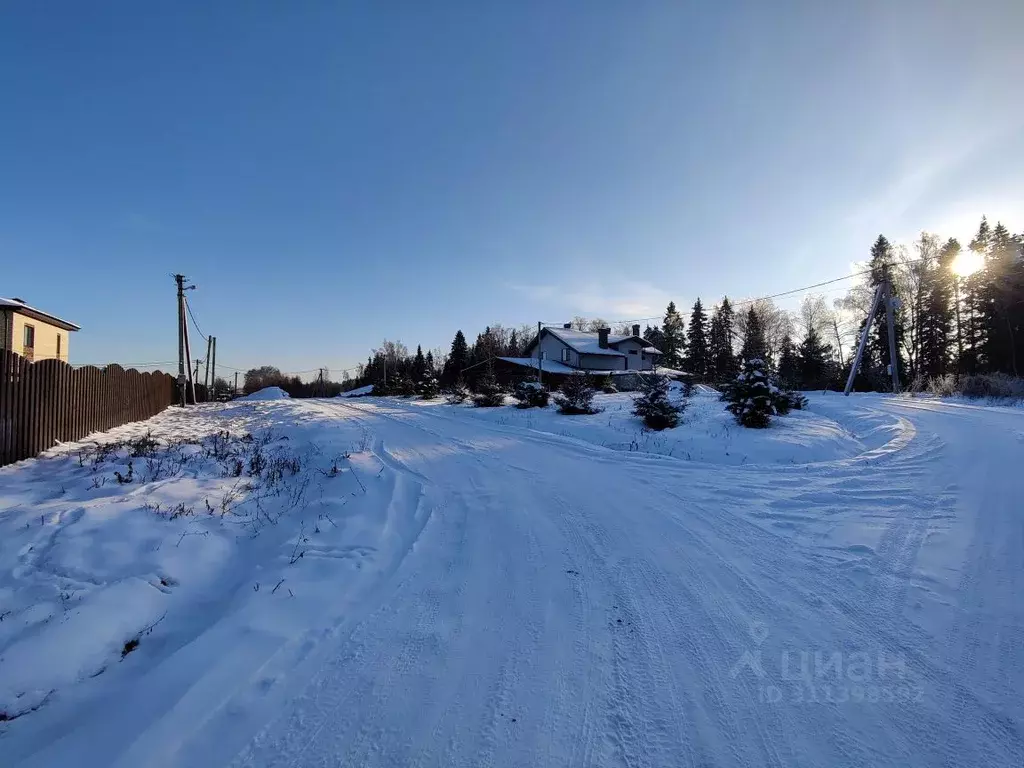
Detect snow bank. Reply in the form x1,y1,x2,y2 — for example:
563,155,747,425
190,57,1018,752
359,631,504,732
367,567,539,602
339,384,374,398
241,386,290,401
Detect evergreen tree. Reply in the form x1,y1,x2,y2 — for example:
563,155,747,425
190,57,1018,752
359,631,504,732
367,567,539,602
685,298,709,380
725,358,774,428
425,350,435,375
798,327,833,390
660,302,687,369
740,306,767,363
708,297,739,384
412,345,426,382
858,234,906,389
471,363,505,407
919,238,958,378
555,371,599,415
643,324,665,354
444,330,469,384
982,222,1023,376
507,329,520,357
961,217,991,373
632,374,684,430
776,334,799,389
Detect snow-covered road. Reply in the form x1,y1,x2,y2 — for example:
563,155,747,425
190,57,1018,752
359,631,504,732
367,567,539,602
4,394,1023,766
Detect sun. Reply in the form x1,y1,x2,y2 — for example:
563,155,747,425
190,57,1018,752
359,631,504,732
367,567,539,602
952,250,984,278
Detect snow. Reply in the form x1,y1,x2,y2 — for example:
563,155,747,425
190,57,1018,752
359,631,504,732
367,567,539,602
338,384,374,397
240,386,289,401
500,357,670,377
1,392,1022,766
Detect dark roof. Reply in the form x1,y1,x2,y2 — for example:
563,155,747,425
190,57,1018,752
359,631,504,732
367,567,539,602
0,297,81,331
522,326,662,356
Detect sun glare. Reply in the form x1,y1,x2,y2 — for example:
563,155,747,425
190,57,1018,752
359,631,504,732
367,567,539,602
952,250,984,277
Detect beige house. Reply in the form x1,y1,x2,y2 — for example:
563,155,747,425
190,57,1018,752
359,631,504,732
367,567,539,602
0,297,80,363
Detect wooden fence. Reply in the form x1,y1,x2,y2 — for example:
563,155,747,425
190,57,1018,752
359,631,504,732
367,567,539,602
0,349,177,468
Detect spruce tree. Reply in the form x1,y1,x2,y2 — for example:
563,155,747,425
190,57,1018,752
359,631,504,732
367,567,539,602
740,306,767,363
412,345,426,382
555,371,599,415
861,234,905,389
445,330,469,384
725,358,774,428
632,373,684,430
776,334,799,389
660,302,687,369
798,327,832,390
982,222,1022,376
507,329,520,357
685,298,709,380
961,218,991,373
643,324,665,353
919,238,958,378
708,298,739,384
425,350,435,376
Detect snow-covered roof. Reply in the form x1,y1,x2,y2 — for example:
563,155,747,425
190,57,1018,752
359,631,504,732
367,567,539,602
0,297,80,331
528,327,663,357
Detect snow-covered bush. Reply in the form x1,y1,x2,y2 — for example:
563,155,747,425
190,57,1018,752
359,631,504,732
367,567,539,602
443,379,470,404
725,359,774,428
512,380,550,409
632,374,684,430
591,374,617,394
772,389,807,415
555,371,599,415
392,375,416,398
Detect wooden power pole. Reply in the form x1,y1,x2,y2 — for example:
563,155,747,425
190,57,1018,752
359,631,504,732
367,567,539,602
844,280,901,395
174,274,187,406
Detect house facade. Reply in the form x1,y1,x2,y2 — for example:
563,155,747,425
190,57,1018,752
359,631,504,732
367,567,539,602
522,324,662,372
0,297,80,363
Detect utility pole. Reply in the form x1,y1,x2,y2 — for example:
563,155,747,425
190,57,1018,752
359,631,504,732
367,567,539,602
182,303,196,405
234,371,239,397
204,336,213,399
174,275,187,407
844,280,901,395
884,280,901,392
536,321,543,385
210,336,217,400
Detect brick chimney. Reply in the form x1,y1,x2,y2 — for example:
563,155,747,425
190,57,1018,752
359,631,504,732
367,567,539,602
632,323,640,337
598,327,610,348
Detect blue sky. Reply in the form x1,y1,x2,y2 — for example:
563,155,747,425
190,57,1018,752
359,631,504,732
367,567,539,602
3,1,1022,377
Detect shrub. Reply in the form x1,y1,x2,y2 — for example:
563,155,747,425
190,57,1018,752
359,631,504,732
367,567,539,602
512,380,550,409
959,373,1024,400
555,371,599,415
591,374,617,394
725,359,774,428
632,374,684,430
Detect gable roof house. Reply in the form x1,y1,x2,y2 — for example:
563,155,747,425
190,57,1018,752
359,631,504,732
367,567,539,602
0,297,80,363
520,324,663,373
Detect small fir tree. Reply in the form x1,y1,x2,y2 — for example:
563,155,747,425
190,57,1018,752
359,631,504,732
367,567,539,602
512,380,550,408
685,298,709,379
472,364,505,407
555,371,599,415
632,374,684,430
725,358,774,428
443,377,470,404
417,374,440,399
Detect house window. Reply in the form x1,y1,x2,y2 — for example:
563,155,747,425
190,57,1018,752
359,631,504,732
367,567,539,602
628,350,638,355
23,324,35,349
561,348,571,363
57,334,62,358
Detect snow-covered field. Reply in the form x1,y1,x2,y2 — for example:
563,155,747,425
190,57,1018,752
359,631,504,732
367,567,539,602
1,390,1022,767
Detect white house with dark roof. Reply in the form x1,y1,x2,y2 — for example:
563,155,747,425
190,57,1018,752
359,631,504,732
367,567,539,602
519,323,662,373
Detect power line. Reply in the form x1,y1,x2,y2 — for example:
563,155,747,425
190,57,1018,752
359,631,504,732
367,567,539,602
184,296,209,342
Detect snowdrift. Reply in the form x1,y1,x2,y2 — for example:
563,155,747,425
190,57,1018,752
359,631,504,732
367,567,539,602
241,386,290,401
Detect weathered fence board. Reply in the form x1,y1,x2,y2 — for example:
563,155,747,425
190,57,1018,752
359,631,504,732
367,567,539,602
0,349,177,467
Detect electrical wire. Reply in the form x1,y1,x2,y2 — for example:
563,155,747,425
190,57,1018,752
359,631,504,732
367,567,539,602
184,296,209,342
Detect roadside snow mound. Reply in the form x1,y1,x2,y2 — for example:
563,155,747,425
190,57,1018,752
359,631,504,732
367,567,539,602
241,386,290,401
339,384,374,398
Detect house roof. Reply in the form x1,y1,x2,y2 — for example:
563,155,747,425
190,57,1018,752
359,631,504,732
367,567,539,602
0,297,81,331
523,326,662,357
